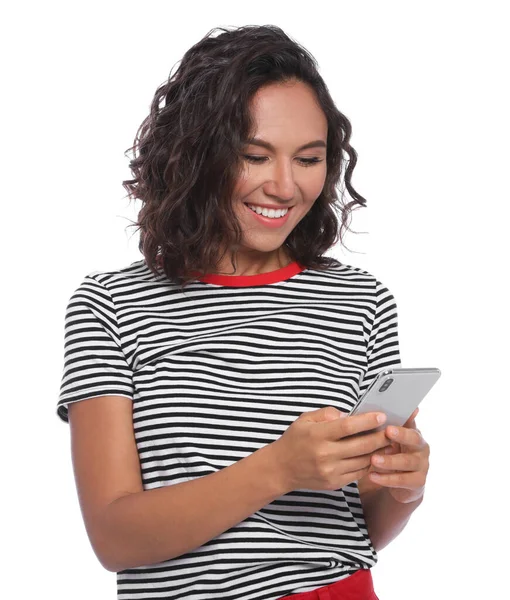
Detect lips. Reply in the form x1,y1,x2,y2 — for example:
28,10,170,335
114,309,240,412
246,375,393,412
243,202,293,228
244,203,294,212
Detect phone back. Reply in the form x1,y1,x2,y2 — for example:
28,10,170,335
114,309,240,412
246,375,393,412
350,368,441,431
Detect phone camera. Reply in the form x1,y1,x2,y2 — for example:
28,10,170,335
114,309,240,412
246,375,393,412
378,377,394,393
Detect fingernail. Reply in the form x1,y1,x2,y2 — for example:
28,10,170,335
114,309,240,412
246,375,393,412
377,414,387,424
389,427,398,436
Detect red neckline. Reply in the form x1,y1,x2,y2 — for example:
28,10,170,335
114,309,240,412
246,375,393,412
197,260,306,287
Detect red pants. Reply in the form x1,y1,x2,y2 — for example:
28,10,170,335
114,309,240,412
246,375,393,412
279,569,379,600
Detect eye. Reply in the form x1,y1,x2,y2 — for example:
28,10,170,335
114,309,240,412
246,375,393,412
243,155,324,167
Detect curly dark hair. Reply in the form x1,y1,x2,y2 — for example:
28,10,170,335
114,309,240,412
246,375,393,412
122,24,367,291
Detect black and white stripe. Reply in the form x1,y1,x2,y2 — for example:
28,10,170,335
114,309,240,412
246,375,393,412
57,259,401,600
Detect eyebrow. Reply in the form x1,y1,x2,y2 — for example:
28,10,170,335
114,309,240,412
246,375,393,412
245,137,327,152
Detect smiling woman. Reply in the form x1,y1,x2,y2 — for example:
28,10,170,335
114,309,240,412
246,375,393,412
57,24,408,600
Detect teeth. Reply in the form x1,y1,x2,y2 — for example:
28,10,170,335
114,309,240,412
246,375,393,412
246,204,289,218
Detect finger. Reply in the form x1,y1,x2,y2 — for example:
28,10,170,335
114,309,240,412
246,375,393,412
304,406,347,423
371,452,422,472
386,442,400,454
385,425,427,450
367,463,398,479
369,444,397,471
333,412,387,440
337,452,374,475
382,441,396,454
368,470,426,488
340,432,391,461
404,407,419,427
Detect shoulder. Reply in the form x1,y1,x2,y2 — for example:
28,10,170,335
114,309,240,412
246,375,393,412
68,259,150,301
82,258,148,288
308,262,399,319
310,259,379,290
335,262,397,300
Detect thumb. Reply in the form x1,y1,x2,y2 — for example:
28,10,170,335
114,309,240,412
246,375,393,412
409,406,419,421
303,406,347,423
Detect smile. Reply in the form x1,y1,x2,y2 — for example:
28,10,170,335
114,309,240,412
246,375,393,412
243,203,293,228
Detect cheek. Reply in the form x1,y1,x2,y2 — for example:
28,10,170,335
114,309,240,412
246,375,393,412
232,172,251,199
303,171,327,200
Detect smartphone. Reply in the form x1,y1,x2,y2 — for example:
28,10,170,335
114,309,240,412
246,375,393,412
349,367,441,433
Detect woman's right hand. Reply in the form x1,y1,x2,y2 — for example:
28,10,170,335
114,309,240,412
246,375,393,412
270,406,392,493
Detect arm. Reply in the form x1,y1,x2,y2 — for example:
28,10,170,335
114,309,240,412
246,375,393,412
100,442,286,572
359,484,424,552
356,279,424,550
357,403,428,552
61,283,289,573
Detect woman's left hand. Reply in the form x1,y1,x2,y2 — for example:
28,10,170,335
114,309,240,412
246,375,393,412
368,407,430,504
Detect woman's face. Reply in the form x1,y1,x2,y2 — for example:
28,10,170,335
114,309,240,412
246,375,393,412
227,79,328,273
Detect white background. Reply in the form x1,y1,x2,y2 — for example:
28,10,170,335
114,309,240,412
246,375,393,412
2,1,508,598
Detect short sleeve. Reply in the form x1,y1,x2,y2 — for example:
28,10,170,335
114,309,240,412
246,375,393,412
56,275,135,424
358,278,402,397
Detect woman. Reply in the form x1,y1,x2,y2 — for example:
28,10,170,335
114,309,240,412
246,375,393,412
57,24,430,600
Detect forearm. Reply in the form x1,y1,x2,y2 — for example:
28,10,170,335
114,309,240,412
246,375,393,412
99,442,286,572
362,488,424,552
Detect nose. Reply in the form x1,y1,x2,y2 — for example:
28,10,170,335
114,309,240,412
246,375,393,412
263,160,295,201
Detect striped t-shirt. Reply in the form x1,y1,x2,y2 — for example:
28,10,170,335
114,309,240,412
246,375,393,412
56,258,401,600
